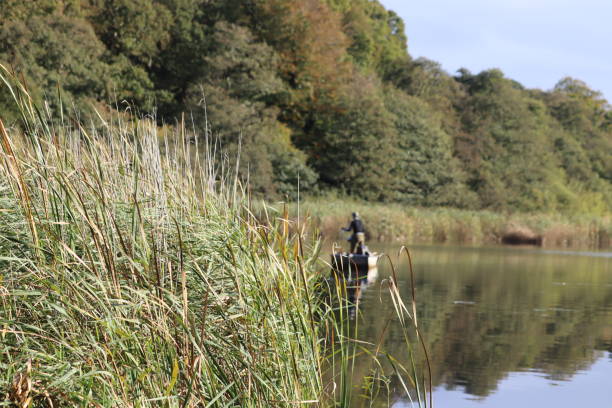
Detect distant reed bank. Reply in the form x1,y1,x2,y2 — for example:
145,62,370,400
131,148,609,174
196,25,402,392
288,196,611,250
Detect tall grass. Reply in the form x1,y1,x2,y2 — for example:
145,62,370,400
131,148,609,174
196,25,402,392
292,195,611,250
0,68,428,407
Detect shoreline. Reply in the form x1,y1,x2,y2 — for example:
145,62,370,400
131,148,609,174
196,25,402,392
285,196,612,250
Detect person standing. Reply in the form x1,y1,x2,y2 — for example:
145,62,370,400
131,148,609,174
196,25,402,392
342,212,365,253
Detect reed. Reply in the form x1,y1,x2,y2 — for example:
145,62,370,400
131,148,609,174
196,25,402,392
0,67,428,407
290,194,611,250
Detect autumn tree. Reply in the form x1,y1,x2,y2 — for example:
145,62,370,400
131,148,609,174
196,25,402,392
183,22,315,196
0,0,610,212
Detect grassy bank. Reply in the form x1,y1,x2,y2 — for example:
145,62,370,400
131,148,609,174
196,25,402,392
290,196,612,249
0,72,426,406
0,117,320,405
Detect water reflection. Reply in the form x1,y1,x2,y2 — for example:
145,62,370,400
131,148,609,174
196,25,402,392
341,267,379,319
346,245,612,407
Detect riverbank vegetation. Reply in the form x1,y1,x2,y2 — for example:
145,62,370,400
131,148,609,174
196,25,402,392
290,196,611,249
0,73,428,406
2,0,611,216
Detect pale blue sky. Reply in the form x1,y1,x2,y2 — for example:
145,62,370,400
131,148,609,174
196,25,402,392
380,0,611,102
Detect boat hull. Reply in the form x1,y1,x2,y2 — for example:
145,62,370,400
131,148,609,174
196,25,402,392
331,253,379,281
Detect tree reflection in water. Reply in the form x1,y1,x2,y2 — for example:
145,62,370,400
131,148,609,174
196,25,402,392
345,245,612,407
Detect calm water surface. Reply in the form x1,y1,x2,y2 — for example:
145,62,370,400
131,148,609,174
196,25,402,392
343,244,612,407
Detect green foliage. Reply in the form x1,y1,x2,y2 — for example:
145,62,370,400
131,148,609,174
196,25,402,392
384,86,477,207
90,0,173,65
298,74,399,201
453,69,596,213
546,78,612,183
106,54,164,109
337,0,408,77
268,124,319,199
0,15,107,119
0,0,610,214
183,21,314,196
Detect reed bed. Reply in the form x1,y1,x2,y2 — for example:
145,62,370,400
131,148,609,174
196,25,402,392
0,68,428,407
291,195,611,250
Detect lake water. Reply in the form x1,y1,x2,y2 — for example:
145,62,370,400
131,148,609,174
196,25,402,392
342,244,612,407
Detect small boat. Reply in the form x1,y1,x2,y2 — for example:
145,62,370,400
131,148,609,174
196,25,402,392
331,252,380,281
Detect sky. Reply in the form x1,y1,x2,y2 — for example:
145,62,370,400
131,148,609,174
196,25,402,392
380,0,612,102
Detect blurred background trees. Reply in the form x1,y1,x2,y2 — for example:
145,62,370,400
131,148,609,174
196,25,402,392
1,0,610,212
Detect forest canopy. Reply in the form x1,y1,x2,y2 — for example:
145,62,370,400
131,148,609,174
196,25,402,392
1,0,610,213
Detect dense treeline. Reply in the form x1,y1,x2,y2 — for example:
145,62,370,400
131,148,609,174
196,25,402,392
1,0,611,213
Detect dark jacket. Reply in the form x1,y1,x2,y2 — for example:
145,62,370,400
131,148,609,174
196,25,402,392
344,219,364,234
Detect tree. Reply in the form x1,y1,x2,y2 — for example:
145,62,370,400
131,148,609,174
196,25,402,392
0,15,109,120
384,85,476,207
184,22,314,196
89,0,172,67
338,0,409,77
454,69,561,211
0,0,609,212
152,0,209,116
298,74,399,200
